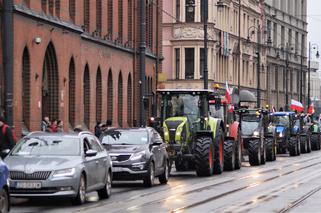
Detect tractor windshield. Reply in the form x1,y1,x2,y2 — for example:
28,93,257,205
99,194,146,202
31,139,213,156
241,114,260,135
272,116,289,126
209,105,224,120
164,94,200,123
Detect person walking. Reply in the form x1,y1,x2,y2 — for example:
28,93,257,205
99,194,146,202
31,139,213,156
47,119,58,133
57,120,64,132
0,116,15,152
41,116,50,131
94,121,102,138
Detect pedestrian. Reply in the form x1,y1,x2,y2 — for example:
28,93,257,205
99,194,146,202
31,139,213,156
74,125,83,133
47,119,58,133
95,121,102,138
41,116,50,131
0,116,15,153
57,120,64,132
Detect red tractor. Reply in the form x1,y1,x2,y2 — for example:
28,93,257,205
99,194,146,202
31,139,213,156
209,87,242,171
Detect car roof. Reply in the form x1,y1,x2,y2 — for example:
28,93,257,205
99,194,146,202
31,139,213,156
104,127,152,132
272,112,295,116
26,131,93,138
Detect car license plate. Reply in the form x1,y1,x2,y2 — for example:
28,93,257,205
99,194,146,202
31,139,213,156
16,182,42,189
113,167,124,172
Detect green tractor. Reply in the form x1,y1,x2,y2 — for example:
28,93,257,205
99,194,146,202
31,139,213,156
157,89,225,176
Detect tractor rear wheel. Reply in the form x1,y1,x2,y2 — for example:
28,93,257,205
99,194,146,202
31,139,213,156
213,128,224,174
311,134,320,151
260,140,266,165
307,135,312,153
234,138,242,170
195,136,214,177
248,139,261,166
289,137,299,156
224,140,235,171
300,136,308,153
265,137,276,161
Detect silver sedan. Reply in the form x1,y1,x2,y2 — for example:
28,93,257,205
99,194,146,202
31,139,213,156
4,131,112,205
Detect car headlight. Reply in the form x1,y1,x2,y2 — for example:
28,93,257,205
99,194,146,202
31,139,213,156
279,132,284,137
52,168,76,178
130,151,146,161
253,131,260,137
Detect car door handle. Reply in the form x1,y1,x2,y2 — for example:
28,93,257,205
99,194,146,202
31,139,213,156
96,160,99,164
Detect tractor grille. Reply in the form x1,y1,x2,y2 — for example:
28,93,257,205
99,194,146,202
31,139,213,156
165,120,183,143
10,171,51,180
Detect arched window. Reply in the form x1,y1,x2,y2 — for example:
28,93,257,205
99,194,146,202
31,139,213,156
96,68,102,122
107,70,113,122
108,0,113,37
42,0,47,13
96,0,102,35
83,65,90,128
118,0,123,42
128,0,133,46
49,0,54,15
22,47,30,128
84,0,90,31
118,72,123,126
69,0,76,23
127,73,132,126
55,0,60,17
68,58,76,127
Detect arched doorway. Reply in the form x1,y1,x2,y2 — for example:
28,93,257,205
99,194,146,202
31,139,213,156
22,47,30,128
42,42,59,120
107,69,113,122
96,67,102,122
68,58,76,127
83,65,90,128
127,73,132,126
118,72,123,127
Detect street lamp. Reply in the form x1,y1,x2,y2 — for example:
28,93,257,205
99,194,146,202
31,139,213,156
308,42,320,110
246,25,271,108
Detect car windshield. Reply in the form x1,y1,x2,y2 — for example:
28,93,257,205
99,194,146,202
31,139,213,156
272,115,289,126
241,114,260,135
11,136,80,156
102,130,148,145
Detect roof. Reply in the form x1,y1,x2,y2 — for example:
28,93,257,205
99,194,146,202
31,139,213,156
157,89,214,94
272,112,295,116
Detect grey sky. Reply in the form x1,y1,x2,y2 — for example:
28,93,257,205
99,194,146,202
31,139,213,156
307,0,321,65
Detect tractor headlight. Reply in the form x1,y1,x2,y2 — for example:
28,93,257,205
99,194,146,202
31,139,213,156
253,131,260,137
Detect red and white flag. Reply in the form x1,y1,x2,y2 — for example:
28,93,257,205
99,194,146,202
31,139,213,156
225,82,232,104
308,102,315,115
290,99,304,112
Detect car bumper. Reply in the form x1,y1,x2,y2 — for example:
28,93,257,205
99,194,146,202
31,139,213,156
112,166,148,180
9,177,79,198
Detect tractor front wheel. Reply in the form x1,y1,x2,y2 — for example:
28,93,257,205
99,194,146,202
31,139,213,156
289,137,299,156
265,137,276,161
224,140,235,171
213,128,224,174
195,136,214,177
248,139,261,166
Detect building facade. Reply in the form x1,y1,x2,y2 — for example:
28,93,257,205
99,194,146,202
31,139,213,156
0,0,162,134
162,0,268,104
264,0,308,109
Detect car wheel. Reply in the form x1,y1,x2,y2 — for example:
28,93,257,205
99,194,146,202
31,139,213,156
144,161,155,187
159,160,169,184
72,175,86,205
0,188,9,213
98,170,112,199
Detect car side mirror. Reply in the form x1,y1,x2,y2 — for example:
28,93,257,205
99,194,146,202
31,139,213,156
1,149,10,159
85,149,97,157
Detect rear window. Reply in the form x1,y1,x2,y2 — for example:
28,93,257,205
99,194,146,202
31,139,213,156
101,130,148,145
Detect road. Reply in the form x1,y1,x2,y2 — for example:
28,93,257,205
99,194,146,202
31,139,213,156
10,150,321,213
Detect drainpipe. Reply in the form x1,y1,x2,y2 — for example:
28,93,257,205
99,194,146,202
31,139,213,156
3,0,13,126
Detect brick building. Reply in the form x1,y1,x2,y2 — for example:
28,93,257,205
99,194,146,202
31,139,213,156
0,0,162,134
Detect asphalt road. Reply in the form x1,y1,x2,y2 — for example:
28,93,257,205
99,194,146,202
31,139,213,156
10,150,321,213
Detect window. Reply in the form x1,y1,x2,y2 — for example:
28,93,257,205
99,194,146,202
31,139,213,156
146,1,153,50
42,0,47,13
127,74,132,126
185,0,195,22
200,48,205,79
175,48,180,79
96,0,102,35
84,0,90,32
200,0,204,22
288,29,292,46
23,0,30,7
118,72,123,127
273,22,277,47
118,0,123,42
49,0,54,15
128,0,133,46
176,0,180,21
88,136,103,152
55,0,60,17
108,0,113,37
69,58,76,127
185,48,194,79
107,70,113,122
83,65,90,128
96,68,102,122
295,32,299,54
281,26,285,46
69,0,75,23
22,47,30,128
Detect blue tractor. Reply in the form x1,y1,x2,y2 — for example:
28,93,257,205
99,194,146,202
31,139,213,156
270,112,301,156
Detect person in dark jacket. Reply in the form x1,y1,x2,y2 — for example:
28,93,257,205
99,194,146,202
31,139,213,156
41,116,50,131
0,116,15,152
94,121,102,138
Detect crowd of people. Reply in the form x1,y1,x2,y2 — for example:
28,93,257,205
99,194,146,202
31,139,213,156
41,116,64,133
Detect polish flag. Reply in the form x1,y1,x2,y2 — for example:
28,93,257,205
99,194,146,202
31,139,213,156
225,82,232,104
228,104,234,113
290,99,304,113
308,102,315,115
